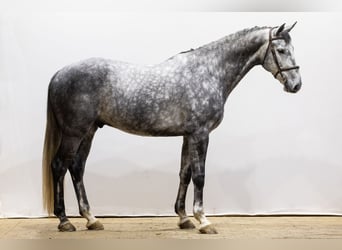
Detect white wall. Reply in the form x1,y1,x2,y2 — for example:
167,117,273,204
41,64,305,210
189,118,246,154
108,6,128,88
1,12,342,217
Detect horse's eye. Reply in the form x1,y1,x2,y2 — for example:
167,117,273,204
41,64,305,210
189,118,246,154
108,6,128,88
277,48,286,54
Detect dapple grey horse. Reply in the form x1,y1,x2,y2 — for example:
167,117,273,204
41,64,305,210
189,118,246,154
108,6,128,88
43,23,301,234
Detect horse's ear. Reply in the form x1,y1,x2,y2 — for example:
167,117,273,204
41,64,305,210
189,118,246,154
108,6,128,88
276,23,286,36
285,21,297,33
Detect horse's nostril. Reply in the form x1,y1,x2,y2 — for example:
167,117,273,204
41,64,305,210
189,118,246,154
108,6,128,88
293,83,301,92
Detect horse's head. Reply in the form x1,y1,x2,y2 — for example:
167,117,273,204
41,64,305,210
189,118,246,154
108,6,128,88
262,22,302,93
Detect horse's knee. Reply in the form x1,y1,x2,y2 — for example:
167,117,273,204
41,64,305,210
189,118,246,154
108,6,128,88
192,173,205,189
179,167,191,184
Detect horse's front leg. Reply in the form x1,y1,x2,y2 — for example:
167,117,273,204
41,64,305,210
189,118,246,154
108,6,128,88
189,134,218,234
175,136,196,229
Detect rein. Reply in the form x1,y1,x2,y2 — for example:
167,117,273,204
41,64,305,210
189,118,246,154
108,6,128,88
262,27,300,80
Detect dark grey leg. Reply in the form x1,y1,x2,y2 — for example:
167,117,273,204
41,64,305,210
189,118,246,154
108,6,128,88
68,126,103,230
189,134,217,234
175,136,196,229
52,136,82,232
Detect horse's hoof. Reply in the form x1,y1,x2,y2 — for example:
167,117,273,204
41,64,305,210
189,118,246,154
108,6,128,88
178,219,196,229
199,224,218,234
58,221,76,232
87,220,104,230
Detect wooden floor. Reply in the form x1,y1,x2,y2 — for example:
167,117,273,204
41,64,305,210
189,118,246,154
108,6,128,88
1,216,342,239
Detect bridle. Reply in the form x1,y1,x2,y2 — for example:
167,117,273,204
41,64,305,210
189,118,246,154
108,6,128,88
262,27,300,81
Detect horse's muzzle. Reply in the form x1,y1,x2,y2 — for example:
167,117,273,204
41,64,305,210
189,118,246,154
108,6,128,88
284,80,302,93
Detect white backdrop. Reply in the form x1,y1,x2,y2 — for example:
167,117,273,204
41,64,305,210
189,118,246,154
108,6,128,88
1,12,342,217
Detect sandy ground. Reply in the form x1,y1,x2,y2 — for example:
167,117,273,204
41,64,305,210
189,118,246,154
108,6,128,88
1,216,342,239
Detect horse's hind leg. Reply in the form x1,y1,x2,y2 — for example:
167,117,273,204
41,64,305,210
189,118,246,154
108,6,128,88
175,136,196,229
68,126,104,230
52,135,83,232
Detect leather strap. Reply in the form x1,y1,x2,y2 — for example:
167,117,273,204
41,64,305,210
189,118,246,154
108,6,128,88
262,27,299,80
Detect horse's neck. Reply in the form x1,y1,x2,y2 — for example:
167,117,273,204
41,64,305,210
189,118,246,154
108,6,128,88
196,28,269,99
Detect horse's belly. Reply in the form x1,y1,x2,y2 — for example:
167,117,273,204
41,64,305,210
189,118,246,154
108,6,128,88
106,119,187,137
102,103,223,137
100,102,187,136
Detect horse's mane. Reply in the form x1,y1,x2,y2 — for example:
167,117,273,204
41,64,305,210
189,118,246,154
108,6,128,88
231,26,270,39
176,26,271,55
232,25,291,43
166,26,273,61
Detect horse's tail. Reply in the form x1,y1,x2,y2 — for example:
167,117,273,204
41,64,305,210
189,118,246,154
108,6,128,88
42,88,61,215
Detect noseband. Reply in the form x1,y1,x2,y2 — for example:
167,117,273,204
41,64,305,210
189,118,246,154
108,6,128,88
262,27,300,80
